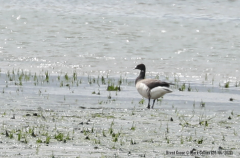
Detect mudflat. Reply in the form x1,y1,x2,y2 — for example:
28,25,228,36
0,71,239,157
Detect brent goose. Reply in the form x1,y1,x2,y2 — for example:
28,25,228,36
134,64,173,109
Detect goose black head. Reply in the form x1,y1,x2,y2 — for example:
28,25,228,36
134,64,146,71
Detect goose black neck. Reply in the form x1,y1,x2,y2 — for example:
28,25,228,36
135,70,145,85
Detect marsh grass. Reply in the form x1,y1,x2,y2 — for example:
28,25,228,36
179,83,186,91
108,92,111,99
107,84,120,91
101,76,106,85
64,73,69,81
139,98,145,105
130,122,136,130
112,131,120,142
45,71,49,82
55,132,64,141
200,100,205,107
109,126,113,135
187,84,191,91
166,123,169,133
130,139,136,145
73,71,77,81
36,138,42,143
102,130,107,137
224,81,230,88
180,135,184,144
196,137,203,144
235,81,240,87
18,131,22,141
205,73,208,81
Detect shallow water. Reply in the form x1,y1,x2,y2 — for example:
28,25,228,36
1,0,240,82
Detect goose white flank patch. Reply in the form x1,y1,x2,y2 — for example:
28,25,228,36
134,64,174,109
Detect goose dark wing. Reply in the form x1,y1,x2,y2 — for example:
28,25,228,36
141,79,170,90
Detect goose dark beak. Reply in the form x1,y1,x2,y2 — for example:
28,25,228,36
134,66,139,70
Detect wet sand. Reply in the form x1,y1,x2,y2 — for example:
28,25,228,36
0,71,239,157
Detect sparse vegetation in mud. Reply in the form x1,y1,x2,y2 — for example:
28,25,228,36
0,70,239,157
1,70,131,99
2,105,238,157
2,68,224,98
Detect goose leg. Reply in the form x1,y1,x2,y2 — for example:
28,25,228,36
147,98,151,109
152,99,156,109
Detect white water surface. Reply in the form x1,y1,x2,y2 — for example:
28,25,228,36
1,0,240,82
